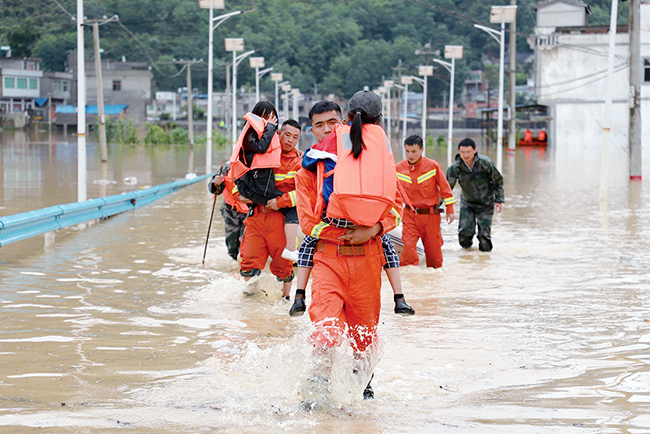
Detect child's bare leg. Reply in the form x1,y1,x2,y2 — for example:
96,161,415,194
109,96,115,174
285,223,298,251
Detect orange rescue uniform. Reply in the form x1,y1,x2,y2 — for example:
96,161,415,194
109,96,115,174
295,129,403,352
239,148,302,279
396,157,455,268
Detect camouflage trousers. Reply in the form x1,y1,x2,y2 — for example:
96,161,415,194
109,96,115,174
458,202,494,252
221,202,247,260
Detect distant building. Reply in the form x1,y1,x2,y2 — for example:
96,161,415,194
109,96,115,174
529,0,650,150
0,57,43,114
66,51,153,125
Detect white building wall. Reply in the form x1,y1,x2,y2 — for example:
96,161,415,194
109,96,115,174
534,2,650,180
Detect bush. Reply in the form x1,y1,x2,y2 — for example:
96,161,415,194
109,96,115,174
437,133,446,147
169,127,189,144
106,117,139,145
144,124,170,145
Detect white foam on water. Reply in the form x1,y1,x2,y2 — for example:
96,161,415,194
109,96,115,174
0,335,76,343
20,272,45,276
7,373,66,378
16,290,40,294
4,303,54,309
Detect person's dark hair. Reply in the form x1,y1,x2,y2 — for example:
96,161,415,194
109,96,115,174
404,134,423,148
348,109,382,159
458,138,476,149
252,100,278,120
308,100,342,123
282,119,301,131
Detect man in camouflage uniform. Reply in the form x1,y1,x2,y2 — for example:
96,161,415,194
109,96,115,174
208,162,248,260
446,138,504,252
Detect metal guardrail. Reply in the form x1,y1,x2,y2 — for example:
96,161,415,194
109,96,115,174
0,173,213,247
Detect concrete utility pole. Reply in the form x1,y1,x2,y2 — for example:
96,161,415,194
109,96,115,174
76,0,87,202
391,59,406,141
628,0,642,181
507,0,517,154
174,59,203,148
92,21,107,162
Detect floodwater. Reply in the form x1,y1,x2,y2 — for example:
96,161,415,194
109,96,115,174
1,128,650,433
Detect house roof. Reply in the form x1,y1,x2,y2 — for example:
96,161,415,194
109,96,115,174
535,0,591,13
55,104,128,115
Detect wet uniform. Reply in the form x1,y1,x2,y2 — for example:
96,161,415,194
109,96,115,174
446,152,504,252
396,157,455,268
239,148,301,281
208,163,248,261
296,128,403,352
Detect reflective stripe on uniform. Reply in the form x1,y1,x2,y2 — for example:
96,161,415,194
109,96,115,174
288,190,297,207
396,172,412,183
232,185,239,194
443,196,456,205
311,221,330,238
274,171,297,181
390,207,402,226
417,169,436,184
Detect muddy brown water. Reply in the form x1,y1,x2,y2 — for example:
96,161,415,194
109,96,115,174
1,129,649,433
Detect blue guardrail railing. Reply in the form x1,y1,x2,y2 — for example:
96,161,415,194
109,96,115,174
0,173,213,247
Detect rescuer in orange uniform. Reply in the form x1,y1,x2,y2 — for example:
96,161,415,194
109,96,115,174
295,90,403,406
233,101,300,299
396,135,455,268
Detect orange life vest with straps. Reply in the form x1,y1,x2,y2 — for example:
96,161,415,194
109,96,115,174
228,112,281,180
326,124,397,227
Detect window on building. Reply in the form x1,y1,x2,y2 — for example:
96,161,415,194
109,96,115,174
4,77,15,89
29,78,38,90
644,59,650,83
62,81,69,92
17,78,27,89
112,80,121,91
53,80,62,92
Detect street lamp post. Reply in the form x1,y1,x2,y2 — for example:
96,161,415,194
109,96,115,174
249,57,273,103
225,38,252,146
200,0,245,175
433,45,463,167
270,73,283,109
383,80,394,140
400,75,413,156
281,83,291,121
291,88,301,121
418,65,433,152
475,5,517,172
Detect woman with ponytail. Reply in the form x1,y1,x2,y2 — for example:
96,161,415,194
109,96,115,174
294,91,404,408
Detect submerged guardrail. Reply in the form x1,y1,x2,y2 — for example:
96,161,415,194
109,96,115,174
0,173,213,247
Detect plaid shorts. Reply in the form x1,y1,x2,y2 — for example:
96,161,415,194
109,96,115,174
297,233,399,269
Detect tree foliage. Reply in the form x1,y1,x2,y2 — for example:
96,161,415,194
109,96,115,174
0,0,629,104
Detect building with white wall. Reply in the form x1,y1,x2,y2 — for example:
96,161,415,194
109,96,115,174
530,0,649,178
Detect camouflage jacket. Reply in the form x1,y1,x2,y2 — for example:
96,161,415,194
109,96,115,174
446,152,504,207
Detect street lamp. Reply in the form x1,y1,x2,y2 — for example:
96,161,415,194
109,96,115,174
418,65,433,153
200,0,246,175
270,73,283,109
249,57,273,103
475,5,517,172
281,83,291,121
433,45,463,167
383,80,394,140
400,75,413,155
225,38,252,146
291,88,301,121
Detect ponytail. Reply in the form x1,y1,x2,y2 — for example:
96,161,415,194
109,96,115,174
349,110,366,159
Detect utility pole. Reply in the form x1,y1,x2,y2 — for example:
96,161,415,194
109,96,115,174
629,0,642,181
174,59,203,147
392,59,406,141
87,15,118,163
92,20,107,162
507,0,517,154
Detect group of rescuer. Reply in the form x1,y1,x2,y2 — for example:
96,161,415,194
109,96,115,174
208,92,504,407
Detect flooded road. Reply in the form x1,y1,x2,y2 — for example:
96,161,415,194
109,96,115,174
1,130,650,433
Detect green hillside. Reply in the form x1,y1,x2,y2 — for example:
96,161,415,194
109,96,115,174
0,0,628,101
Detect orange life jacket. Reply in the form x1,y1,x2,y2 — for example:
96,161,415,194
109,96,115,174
228,112,281,180
524,129,533,142
538,130,547,141
223,169,248,214
326,124,397,227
